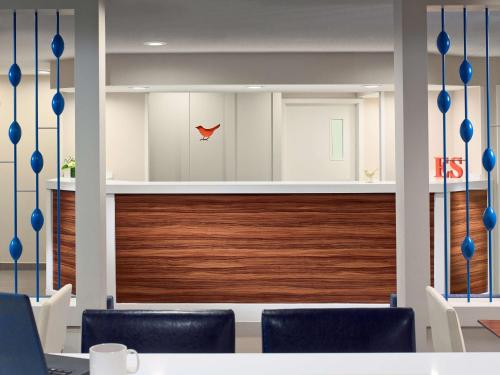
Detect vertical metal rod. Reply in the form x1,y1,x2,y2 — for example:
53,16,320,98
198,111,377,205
35,10,40,302
485,7,494,302
13,11,18,294
463,7,472,303
440,7,449,300
56,11,62,290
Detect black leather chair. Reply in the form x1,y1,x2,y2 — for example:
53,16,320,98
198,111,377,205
390,293,398,308
81,309,235,353
106,295,115,309
262,308,416,353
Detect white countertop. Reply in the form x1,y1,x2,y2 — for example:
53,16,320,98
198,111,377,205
46,178,487,194
62,352,500,375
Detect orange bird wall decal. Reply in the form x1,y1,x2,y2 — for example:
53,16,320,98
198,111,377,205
195,124,221,141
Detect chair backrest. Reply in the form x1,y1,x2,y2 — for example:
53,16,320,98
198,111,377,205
106,295,115,309
36,284,72,353
262,308,416,353
81,309,235,353
425,286,466,352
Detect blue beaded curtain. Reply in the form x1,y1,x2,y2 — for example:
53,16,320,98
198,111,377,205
31,11,45,302
437,7,497,302
7,10,64,295
436,6,451,300
459,7,474,302
483,8,497,302
52,11,65,290
8,11,23,294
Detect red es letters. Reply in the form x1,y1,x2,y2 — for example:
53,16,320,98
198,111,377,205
434,157,464,178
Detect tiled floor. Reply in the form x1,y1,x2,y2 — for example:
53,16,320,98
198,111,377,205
0,268,46,296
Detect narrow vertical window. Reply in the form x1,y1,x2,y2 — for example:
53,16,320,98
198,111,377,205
330,119,343,161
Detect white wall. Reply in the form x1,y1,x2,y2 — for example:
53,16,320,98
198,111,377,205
189,93,227,181
57,53,500,91
146,89,482,183
148,93,189,181
57,53,397,89
360,97,380,181
0,75,56,263
148,92,273,181
428,87,482,182
358,89,481,184
148,92,232,181
236,93,272,181
295,94,393,183
106,94,147,181
283,102,357,181
384,92,396,181
62,93,147,181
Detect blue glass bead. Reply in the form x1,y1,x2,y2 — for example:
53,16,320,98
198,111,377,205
31,150,44,173
483,206,497,231
9,237,22,261
461,236,475,260
8,63,21,87
31,208,44,232
482,147,496,172
460,119,473,143
437,31,451,55
51,33,65,58
8,121,21,145
52,92,65,115
437,90,451,114
459,60,473,84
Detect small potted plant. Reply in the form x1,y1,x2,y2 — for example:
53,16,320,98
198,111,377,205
62,156,76,178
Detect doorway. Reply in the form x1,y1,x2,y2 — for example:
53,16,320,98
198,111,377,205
283,100,358,181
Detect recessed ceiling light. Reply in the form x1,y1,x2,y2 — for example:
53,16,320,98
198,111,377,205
129,86,149,90
144,41,166,47
247,85,263,89
363,85,381,89
38,70,50,75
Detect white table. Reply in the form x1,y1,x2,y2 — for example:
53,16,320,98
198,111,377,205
65,352,500,375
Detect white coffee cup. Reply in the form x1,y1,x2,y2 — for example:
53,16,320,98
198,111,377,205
89,343,140,375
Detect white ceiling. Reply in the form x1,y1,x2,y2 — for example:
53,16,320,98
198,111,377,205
0,1,499,73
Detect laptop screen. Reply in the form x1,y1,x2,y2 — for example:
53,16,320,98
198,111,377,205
0,293,48,375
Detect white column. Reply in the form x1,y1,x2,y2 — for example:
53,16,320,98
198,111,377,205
393,0,430,350
379,92,386,181
74,0,107,309
272,92,283,181
356,102,364,181
433,192,451,295
224,93,237,181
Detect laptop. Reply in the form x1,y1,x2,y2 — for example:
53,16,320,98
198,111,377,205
0,292,89,375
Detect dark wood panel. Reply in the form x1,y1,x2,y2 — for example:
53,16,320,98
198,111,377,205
450,190,488,294
115,194,397,303
52,190,488,302
52,190,76,294
479,320,500,337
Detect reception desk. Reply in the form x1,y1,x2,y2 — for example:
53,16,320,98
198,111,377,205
45,179,487,304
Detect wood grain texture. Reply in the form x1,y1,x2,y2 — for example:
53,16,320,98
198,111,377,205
478,320,500,338
450,190,488,294
52,190,76,294
52,190,488,302
115,194,397,303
